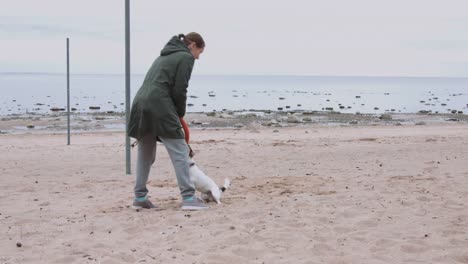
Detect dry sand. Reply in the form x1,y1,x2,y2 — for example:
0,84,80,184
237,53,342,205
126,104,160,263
1,122,468,263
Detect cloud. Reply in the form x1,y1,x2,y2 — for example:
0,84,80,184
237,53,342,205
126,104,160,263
0,16,121,40
2,0,468,76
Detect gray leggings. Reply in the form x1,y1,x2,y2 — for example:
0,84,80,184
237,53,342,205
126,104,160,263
134,133,195,199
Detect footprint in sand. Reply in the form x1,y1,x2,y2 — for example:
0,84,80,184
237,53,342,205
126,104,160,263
355,219,379,228
311,243,334,255
453,253,468,264
400,242,429,254
449,238,467,246
443,199,465,210
416,196,431,202
333,226,354,234
231,246,265,259
375,238,398,248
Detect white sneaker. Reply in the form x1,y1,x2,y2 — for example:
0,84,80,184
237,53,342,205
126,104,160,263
181,196,209,210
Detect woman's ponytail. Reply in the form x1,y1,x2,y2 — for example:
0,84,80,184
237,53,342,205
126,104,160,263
178,32,205,48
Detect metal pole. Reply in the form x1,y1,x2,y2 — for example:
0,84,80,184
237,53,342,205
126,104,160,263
67,38,71,145
125,0,131,174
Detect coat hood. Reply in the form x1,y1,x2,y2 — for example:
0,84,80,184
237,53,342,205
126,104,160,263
160,36,192,56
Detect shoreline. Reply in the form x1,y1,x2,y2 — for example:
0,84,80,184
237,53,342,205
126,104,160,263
1,110,467,135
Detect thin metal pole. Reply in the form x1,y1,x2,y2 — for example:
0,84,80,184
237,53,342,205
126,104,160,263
125,0,131,174
67,38,71,145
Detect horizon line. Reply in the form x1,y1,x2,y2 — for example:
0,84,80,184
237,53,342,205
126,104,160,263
0,71,467,79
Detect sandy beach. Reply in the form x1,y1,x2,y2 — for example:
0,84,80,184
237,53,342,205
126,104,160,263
1,113,468,263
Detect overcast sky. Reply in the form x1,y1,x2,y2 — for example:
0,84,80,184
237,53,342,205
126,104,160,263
1,0,467,77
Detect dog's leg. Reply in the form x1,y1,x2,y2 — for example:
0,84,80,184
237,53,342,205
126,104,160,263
209,188,222,204
201,192,211,203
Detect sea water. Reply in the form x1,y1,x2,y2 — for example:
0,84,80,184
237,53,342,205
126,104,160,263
0,73,467,115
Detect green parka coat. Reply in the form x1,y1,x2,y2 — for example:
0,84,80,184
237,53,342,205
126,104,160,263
128,36,195,140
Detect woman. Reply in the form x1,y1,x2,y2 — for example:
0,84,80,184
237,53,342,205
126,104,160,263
128,32,206,210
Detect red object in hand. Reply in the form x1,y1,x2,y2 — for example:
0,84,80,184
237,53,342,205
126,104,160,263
180,117,195,157
180,117,190,144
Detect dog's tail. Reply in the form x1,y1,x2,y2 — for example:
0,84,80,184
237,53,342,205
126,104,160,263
220,178,231,192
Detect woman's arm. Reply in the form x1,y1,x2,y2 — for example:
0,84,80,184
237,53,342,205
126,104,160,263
172,54,195,117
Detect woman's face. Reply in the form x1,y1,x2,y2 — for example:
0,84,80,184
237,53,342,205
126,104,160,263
188,43,204,60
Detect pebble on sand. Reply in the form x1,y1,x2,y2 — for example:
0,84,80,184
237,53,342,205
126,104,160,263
287,116,302,123
50,107,64,112
379,114,392,120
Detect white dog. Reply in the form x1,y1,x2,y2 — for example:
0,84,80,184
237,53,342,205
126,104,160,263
189,159,230,204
